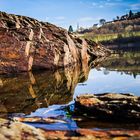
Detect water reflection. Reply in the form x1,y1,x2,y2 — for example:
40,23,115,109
0,62,91,116
75,51,140,97
75,117,140,130
0,51,140,117
101,51,140,77
25,105,78,131
0,51,140,130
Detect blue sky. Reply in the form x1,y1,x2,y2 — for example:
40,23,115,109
0,0,140,29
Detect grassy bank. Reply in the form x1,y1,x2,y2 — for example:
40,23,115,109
83,31,140,43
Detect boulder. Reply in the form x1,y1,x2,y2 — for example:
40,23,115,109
0,118,45,140
0,11,110,74
75,93,140,122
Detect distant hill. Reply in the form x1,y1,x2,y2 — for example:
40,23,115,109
90,17,140,34
79,11,140,49
79,11,140,34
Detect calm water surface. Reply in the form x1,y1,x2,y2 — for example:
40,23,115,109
0,51,140,130
75,68,140,97
75,51,140,97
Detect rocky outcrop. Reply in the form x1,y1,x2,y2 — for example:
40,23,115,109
0,11,110,74
75,93,140,122
0,118,140,140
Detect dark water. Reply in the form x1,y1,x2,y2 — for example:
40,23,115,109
0,51,140,130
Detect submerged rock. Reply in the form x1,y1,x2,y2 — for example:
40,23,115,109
75,93,140,122
0,11,110,74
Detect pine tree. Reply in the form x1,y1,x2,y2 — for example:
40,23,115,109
68,25,73,32
129,10,133,18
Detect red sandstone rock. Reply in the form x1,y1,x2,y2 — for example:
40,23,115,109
0,118,140,140
0,11,110,74
75,93,140,122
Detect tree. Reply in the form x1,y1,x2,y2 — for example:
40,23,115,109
99,19,106,25
68,25,73,32
116,16,119,20
129,10,133,18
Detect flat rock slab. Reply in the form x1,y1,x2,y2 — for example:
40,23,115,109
0,118,140,140
75,93,140,122
0,118,45,140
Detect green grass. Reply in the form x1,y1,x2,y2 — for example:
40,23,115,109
83,31,140,43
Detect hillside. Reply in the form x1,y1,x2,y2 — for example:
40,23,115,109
80,12,140,46
85,17,140,34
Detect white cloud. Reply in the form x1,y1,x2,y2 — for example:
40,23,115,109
92,2,106,8
105,2,116,6
55,16,65,20
91,1,121,8
79,1,84,4
92,2,97,6
99,5,104,8
79,17,94,22
77,16,101,28
115,0,122,1
130,4,140,10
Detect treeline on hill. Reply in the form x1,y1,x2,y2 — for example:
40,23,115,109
80,11,140,45
84,17,140,34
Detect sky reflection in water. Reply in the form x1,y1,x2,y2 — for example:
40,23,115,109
75,67,140,98
25,104,78,130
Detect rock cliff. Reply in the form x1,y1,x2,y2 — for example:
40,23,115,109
0,11,110,74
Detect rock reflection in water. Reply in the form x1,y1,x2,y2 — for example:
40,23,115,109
75,117,140,130
0,63,91,116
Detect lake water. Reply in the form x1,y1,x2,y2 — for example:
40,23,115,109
0,51,140,130
75,51,140,97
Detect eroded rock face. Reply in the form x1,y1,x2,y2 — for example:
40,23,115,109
75,93,140,122
0,11,110,74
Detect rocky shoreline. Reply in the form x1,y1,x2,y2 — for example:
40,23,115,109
0,118,140,140
0,11,139,140
75,93,140,122
0,93,140,139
